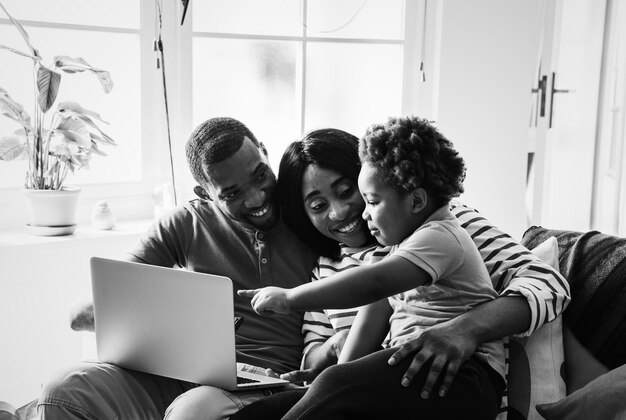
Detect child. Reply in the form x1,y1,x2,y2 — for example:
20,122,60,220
239,116,505,419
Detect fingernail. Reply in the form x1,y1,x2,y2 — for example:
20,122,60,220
401,377,410,387
388,357,396,365
439,388,447,397
421,390,429,399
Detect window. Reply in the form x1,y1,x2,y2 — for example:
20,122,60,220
1,0,423,229
181,0,419,195
0,0,161,229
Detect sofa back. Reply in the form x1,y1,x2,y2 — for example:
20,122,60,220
522,226,626,369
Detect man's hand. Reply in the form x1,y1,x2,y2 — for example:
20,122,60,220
388,319,478,399
69,296,95,332
237,287,292,315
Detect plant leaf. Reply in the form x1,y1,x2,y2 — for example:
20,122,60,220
0,2,39,57
0,135,28,160
89,129,117,146
0,87,32,130
57,101,107,123
37,65,61,113
0,44,38,60
54,56,114,93
54,119,92,148
55,102,117,147
89,139,108,156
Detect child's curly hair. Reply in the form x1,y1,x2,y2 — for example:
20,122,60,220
359,116,466,206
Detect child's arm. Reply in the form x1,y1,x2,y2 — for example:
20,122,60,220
338,299,393,364
238,255,429,315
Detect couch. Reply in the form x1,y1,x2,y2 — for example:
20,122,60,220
2,225,625,420
513,226,626,419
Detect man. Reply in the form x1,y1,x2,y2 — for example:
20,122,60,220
38,117,318,419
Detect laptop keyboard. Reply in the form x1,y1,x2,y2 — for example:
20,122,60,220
237,376,261,384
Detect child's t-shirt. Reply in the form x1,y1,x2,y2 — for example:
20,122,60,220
388,205,506,379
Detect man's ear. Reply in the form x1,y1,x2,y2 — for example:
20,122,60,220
259,142,268,157
193,185,212,201
411,188,428,213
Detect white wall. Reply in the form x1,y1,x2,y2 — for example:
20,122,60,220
418,0,542,238
0,224,147,408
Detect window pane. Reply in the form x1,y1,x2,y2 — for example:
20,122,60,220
193,0,302,37
306,0,405,40
192,38,299,171
305,42,403,136
0,25,142,187
0,0,139,29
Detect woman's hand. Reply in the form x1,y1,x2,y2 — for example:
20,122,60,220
238,287,292,315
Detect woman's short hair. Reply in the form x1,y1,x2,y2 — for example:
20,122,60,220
277,128,362,259
360,116,466,207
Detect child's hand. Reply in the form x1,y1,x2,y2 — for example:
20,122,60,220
237,287,292,316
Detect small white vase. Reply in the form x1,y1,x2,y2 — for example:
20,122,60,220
22,186,81,228
91,200,116,230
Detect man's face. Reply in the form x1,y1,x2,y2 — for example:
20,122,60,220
202,136,279,230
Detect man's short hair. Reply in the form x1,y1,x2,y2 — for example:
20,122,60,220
186,117,260,185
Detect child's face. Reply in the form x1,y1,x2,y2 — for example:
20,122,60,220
357,162,415,246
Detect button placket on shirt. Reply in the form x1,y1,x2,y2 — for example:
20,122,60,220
255,231,271,284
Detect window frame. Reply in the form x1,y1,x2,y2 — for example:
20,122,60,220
0,0,165,230
0,0,428,231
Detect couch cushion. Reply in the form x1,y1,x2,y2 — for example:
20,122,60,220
535,363,626,420
522,226,626,369
504,236,566,420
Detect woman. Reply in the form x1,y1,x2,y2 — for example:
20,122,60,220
233,127,569,419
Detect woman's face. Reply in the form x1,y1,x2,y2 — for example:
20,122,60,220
301,164,370,247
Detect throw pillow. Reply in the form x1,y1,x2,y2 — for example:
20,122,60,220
503,236,567,420
536,364,626,420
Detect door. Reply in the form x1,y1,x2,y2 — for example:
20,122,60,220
527,0,607,230
592,0,626,236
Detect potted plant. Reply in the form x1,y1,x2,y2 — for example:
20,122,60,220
0,2,116,234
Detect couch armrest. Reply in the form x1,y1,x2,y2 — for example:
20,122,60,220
522,226,626,369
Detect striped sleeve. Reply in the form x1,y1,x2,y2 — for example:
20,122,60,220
302,308,335,365
451,202,571,336
301,249,381,365
301,264,333,358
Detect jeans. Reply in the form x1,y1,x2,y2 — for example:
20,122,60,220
232,348,504,420
38,361,283,420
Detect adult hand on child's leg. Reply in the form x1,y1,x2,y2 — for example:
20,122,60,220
388,318,478,399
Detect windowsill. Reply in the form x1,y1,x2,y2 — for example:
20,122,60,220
0,218,153,248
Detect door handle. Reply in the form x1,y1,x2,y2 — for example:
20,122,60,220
549,72,574,128
531,74,549,119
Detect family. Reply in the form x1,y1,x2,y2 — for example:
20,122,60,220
37,116,570,419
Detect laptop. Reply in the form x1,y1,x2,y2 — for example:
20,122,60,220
90,257,289,390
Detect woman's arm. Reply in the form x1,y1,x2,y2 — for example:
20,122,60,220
451,202,570,334
338,300,393,364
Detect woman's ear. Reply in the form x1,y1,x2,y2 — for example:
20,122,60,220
411,188,428,213
193,185,212,201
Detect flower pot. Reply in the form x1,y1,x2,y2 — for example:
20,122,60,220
22,187,81,235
